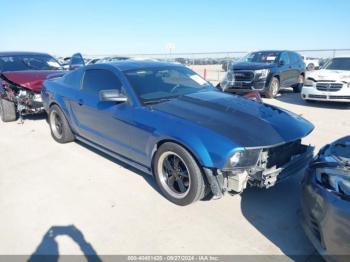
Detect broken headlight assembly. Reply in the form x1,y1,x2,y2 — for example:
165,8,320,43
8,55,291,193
223,149,262,170
316,167,350,198
313,137,350,198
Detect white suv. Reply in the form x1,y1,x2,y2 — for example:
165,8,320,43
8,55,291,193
301,57,350,103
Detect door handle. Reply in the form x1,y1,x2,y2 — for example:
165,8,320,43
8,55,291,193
78,99,84,106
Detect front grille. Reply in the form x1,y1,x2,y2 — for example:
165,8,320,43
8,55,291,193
316,82,343,92
309,95,327,99
233,70,254,81
329,96,350,99
265,140,306,169
317,80,336,83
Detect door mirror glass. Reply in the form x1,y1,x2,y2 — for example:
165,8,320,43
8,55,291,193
279,60,285,66
99,89,127,103
69,53,85,70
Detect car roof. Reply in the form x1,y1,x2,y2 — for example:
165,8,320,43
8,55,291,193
0,51,52,57
252,50,288,53
106,60,183,72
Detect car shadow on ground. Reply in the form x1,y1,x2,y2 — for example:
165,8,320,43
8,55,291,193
29,225,101,262
275,89,350,110
76,140,162,196
240,172,324,262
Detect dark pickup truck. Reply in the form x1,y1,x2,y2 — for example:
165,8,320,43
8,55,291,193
220,50,305,98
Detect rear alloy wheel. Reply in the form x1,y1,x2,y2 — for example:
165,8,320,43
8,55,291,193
0,98,17,122
264,77,280,98
49,105,75,143
154,142,206,206
307,63,315,71
293,74,304,93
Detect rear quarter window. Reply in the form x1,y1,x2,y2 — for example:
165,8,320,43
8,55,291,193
289,52,302,64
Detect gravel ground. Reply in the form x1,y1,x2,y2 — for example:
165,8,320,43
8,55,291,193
0,87,349,260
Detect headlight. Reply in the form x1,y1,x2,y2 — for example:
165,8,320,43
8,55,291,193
226,71,235,82
315,167,350,197
304,77,316,87
255,69,270,79
220,71,235,90
224,149,261,170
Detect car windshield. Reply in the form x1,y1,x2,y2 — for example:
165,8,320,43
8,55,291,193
0,54,62,72
125,66,214,104
323,58,350,71
241,51,280,63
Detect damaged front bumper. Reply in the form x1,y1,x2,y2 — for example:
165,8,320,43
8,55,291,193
0,77,44,116
204,143,314,199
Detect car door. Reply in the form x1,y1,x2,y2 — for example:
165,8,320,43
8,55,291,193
278,52,293,86
69,68,134,157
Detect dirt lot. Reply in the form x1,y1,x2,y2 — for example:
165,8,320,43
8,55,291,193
0,86,349,259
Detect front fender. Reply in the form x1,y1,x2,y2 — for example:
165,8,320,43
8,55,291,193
146,123,240,169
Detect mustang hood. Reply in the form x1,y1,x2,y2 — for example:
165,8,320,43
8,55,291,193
231,62,275,70
307,69,350,83
1,70,65,93
153,91,314,148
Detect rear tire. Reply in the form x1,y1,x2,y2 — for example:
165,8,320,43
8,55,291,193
0,98,17,122
307,63,315,71
264,77,280,98
293,74,304,93
49,105,75,143
153,142,206,206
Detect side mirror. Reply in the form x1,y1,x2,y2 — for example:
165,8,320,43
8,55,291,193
99,89,127,103
279,60,285,66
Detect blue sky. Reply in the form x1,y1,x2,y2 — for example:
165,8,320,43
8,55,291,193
1,0,350,56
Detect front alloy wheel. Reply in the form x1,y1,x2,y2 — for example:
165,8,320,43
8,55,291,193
158,152,191,198
154,142,206,206
264,77,280,98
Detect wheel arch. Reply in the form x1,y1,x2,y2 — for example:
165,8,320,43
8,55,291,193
150,138,212,173
48,100,76,134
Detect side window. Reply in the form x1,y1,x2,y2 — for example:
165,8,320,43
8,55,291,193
82,69,122,94
280,52,290,65
289,52,301,64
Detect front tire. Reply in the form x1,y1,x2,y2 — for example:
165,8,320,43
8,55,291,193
153,142,206,206
49,105,75,143
264,77,280,98
0,98,17,122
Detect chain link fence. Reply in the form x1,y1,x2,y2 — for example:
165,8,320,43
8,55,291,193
82,49,350,85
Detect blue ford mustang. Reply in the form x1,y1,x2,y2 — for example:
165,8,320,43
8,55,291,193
42,60,314,206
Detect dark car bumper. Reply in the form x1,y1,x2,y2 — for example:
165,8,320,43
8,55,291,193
225,79,269,94
301,170,350,261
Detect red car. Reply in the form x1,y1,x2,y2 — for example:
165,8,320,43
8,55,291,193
0,52,84,122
